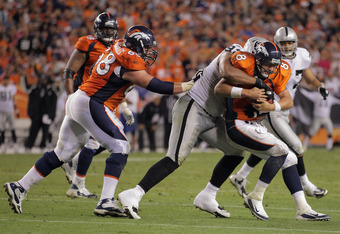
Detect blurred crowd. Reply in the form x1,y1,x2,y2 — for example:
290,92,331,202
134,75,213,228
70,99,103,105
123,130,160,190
0,0,340,152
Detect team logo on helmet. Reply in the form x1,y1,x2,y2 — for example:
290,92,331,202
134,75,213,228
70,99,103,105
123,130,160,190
256,43,269,56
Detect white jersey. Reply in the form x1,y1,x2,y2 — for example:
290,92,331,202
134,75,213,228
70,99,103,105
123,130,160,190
188,50,226,117
0,83,17,112
283,47,311,100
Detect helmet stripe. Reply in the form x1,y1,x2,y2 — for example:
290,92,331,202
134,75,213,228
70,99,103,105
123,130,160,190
270,41,279,52
106,12,110,19
285,27,288,36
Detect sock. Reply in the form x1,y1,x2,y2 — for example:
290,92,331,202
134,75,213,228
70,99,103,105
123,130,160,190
18,166,45,191
76,147,96,176
259,154,287,184
237,154,262,179
299,173,313,188
104,153,128,178
34,151,63,177
293,190,311,214
138,157,179,193
282,165,303,194
136,185,146,196
11,130,17,143
296,156,306,177
73,174,86,188
210,155,243,188
203,182,219,197
249,180,268,201
99,176,118,201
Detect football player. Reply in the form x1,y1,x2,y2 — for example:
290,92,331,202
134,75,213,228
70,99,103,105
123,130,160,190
60,12,134,199
195,41,330,221
230,27,329,199
117,41,278,219
3,25,194,216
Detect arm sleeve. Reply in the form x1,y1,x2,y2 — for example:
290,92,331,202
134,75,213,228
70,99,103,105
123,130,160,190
146,77,174,94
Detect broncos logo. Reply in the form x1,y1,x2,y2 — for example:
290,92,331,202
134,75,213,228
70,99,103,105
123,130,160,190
256,43,269,56
127,30,151,42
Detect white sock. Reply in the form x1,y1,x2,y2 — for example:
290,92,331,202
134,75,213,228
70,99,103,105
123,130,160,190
73,174,86,188
299,174,314,188
249,180,268,201
203,182,219,197
292,190,311,214
237,162,254,179
99,176,118,201
136,185,146,196
18,166,45,191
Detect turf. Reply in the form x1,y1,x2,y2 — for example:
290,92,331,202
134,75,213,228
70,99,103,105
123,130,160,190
1,148,339,233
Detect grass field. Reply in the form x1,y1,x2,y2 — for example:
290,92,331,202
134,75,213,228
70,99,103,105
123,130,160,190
1,148,339,233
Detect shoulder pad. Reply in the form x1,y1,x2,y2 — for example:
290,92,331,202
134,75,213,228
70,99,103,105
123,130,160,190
75,35,97,52
112,40,146,70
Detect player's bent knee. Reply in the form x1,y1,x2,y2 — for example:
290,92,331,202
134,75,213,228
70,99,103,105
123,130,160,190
281,151,297,169
270,141,289,156
84,138,100,150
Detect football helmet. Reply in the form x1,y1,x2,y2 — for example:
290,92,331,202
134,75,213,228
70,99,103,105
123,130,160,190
254,41,282,79
274,27,298,59
243,37,269,54
124,25,158,66
94,12,118,46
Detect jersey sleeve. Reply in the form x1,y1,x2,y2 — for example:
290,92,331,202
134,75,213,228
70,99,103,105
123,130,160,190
112,41,146,71
297,47,312,70
75,35,97,52
273,61,291,95
231,51,256,73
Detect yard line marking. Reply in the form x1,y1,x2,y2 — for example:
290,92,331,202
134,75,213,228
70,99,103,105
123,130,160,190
0,219,339,233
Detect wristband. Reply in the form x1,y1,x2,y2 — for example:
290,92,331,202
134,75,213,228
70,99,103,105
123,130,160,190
63,68,76,80
230,87,243,98
274,100,281,111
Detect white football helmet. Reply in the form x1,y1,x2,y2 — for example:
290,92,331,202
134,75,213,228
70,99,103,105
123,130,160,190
243,37,269,54
274,27,298,59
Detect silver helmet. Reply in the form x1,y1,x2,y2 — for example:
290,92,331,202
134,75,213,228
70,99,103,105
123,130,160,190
274,27,298,58
243,37,268,54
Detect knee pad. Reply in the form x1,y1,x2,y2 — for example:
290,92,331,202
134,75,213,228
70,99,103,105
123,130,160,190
282,151,297,170
84,138,100,150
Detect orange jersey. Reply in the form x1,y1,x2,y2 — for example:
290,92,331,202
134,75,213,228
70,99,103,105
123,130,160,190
73,35,108,91
227,51,291,121
79,39,146,111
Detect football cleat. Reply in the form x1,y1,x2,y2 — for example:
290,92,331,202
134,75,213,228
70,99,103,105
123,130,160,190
304,186,328,198
296,209,331,221
244,194,269,221
118,188,143,219
94,198,127,217
229,174,248,198
66,183,97,199
4,182,27,214
194,190,230,218
61,161,75,184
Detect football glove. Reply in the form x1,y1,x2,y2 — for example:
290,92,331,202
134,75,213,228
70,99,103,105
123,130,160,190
254,78,273,100
181,80,195,92
121,102,134,126
318,86,329,100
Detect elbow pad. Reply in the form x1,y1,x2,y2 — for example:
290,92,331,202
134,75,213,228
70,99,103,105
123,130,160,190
146,77,174,94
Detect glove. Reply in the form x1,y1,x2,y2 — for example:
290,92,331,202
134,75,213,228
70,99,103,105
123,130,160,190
192,69,203,82
121,102,134,126
318,86,329,100
42,114,52,125
255,78,273,100
181,80,195,92
225,44,243,53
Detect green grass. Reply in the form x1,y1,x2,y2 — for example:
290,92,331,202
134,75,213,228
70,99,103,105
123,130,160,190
1,148,339,233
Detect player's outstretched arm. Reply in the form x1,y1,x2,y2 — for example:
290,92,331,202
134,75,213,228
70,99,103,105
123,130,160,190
123,70,193,94
303,67,329,99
